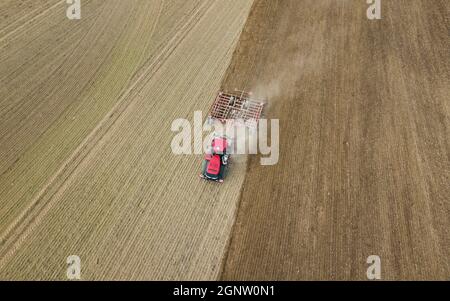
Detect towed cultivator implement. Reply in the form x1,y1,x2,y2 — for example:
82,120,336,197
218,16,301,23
200,91,266,183
207,90,266,129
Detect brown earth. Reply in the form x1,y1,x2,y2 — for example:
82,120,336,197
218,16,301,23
221,0,449,280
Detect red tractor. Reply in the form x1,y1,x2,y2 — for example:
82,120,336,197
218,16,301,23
200,135,230,183
200,90,265,183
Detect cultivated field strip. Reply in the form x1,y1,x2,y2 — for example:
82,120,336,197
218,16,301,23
221,0,449,280
0,0,212,236
0,0,253,280
0,0,213,268
0,0,62,37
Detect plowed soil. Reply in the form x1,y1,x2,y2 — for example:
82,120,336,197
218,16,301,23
221,0,449,280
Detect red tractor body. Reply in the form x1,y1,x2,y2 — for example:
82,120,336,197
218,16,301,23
200,136,229,183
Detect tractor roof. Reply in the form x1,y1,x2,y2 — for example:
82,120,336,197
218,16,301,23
212,137,228,153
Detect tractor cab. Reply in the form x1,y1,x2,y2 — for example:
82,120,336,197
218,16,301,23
200,136,230,183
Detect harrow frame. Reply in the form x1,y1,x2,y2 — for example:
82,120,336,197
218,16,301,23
207,90,266,128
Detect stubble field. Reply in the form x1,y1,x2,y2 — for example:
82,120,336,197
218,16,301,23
0,0,253,280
